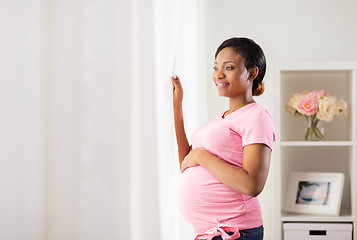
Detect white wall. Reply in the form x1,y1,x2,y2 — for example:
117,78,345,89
198,0,357,239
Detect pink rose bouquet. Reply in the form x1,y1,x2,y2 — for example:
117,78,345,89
296,98,318,116
286,90,347,140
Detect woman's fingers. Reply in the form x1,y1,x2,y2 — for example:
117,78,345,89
171,75,182,89
171,75,183,103
180,159,187,173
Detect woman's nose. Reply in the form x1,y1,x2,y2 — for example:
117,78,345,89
214,69,225,79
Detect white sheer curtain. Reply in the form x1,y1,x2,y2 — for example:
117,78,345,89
0,0,198,240
0,1,45,239
154,0,199,239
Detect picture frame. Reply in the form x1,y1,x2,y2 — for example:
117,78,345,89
284,172,345,216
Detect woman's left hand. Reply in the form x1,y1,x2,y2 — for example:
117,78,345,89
180,148,209,173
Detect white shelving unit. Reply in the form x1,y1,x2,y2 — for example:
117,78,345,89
272,62,357,240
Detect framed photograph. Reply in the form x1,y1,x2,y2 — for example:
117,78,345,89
284,172,345,216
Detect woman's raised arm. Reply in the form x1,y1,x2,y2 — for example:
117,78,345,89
171,76,191,168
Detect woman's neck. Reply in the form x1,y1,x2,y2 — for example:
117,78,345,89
228,95,255,113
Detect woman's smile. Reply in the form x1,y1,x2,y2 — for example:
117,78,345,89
216,81,230,88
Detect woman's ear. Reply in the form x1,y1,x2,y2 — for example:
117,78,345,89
248,67,259,81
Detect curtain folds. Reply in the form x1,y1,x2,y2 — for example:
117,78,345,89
153,0,199,239
0,0,198,239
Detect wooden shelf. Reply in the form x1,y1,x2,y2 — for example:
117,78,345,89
281,141,354,146
282,209,353,222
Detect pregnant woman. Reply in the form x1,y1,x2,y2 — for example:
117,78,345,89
171,37,275,240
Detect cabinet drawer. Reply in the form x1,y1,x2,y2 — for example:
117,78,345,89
283,223,352,240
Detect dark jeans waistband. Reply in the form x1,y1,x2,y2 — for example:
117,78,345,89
212,225,264,240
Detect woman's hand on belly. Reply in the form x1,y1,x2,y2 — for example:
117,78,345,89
180,147,210,173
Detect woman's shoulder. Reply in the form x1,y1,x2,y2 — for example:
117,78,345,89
228,103,274,131
236,102,273,119
248,103,274,124
252,103,273,117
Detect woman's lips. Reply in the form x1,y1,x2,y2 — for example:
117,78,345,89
216,81,230,88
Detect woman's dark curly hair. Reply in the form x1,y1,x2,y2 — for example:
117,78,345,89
215,37,266,96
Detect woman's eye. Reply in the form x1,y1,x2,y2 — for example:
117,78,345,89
226,66,234,70
213,66,218,71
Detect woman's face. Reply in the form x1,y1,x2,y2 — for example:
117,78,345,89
212,47,253,98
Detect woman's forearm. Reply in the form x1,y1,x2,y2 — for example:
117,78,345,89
199,154,258,196
171,75,190,167
195,151,255,195
186,145,271,197
173,103,190,166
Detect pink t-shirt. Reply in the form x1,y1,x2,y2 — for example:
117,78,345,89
176,103,276,236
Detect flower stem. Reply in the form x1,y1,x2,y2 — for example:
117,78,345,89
305,115,324,141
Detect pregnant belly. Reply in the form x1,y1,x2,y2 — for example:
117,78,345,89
176,166,246,233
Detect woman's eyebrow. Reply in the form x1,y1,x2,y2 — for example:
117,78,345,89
214,61,237,65
223,61,237,64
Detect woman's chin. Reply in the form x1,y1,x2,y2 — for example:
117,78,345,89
217,90,230,97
